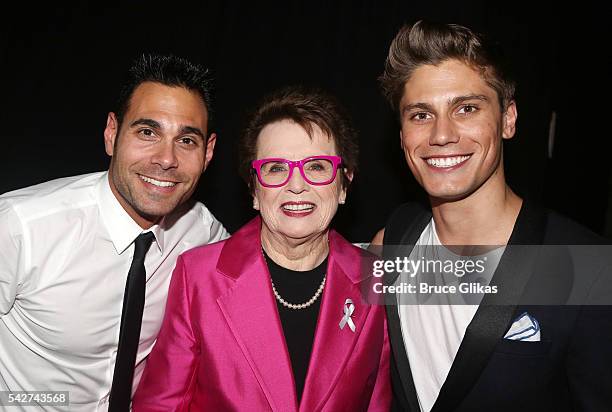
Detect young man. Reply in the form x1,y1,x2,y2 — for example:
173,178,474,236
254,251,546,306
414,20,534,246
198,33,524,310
0,54,228,411
373,21,611,412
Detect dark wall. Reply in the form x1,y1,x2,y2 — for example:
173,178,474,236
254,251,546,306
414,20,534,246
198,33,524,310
1,1,610,241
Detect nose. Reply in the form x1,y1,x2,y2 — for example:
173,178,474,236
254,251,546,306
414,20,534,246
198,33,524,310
286,165,308,194
429,116,459,146
151,141,178,170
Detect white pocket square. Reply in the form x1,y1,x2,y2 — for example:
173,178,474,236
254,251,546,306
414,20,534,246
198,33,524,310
504,312,541,342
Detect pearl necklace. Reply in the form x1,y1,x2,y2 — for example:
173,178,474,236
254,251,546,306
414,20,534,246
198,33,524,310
271,275,326,310
263,244,327,310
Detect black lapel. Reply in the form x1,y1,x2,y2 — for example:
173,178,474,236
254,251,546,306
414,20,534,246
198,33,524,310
383,203,432,412
431,200,548,412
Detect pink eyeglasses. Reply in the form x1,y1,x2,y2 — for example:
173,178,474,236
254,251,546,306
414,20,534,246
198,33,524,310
251,155,343,188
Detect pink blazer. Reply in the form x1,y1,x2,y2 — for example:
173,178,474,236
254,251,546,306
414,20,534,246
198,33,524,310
133,217,391,411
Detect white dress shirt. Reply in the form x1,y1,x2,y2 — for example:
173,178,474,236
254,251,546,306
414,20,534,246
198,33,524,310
397,219,503,412
0,172,228,411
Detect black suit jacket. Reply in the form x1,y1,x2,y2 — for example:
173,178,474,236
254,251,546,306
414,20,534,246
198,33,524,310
383,201,612,412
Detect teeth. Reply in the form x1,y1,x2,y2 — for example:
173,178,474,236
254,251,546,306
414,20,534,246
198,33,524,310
426,155,470,168
282,204,314,211
140,175,177,187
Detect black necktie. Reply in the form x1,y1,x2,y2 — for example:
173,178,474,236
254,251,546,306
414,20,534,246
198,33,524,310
109,232,155,411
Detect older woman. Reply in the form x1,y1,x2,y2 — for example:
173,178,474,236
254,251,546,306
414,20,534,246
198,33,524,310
133,88,391,411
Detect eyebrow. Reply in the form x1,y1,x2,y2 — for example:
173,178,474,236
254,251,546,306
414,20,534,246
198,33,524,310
130,118,162,129
450,94,489,106
402,102,434,114
179,126,205,140
129,118,205,140
402,94,490,114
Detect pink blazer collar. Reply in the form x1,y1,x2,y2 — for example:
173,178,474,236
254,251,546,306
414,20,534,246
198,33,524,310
217,216,364,284
216,216,372,412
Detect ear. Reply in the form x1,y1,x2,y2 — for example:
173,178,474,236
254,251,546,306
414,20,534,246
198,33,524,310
502,101,518,140
203,132,217,170
339,168,354,204
343,168,354,185
104,112,119,156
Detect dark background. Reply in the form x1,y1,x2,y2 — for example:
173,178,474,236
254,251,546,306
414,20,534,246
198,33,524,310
1,1,610,241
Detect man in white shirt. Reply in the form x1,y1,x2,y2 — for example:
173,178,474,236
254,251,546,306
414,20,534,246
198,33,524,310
0,54,228,411
372,21,611,412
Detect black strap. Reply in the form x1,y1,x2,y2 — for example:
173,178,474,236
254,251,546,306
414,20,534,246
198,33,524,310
109,232,155,411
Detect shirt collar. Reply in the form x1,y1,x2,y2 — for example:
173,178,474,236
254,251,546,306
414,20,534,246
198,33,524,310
96,172,165,255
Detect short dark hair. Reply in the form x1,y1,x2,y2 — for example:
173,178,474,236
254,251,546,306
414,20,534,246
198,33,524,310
380,20,516,112
239,87,359,191
115,54,214,133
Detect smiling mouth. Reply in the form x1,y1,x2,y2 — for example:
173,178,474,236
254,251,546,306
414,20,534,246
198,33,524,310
425,155,471,168
281,202,315,212
139,175,178,187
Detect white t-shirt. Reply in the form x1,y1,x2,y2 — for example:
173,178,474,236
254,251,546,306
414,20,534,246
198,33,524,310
397,219,503,412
